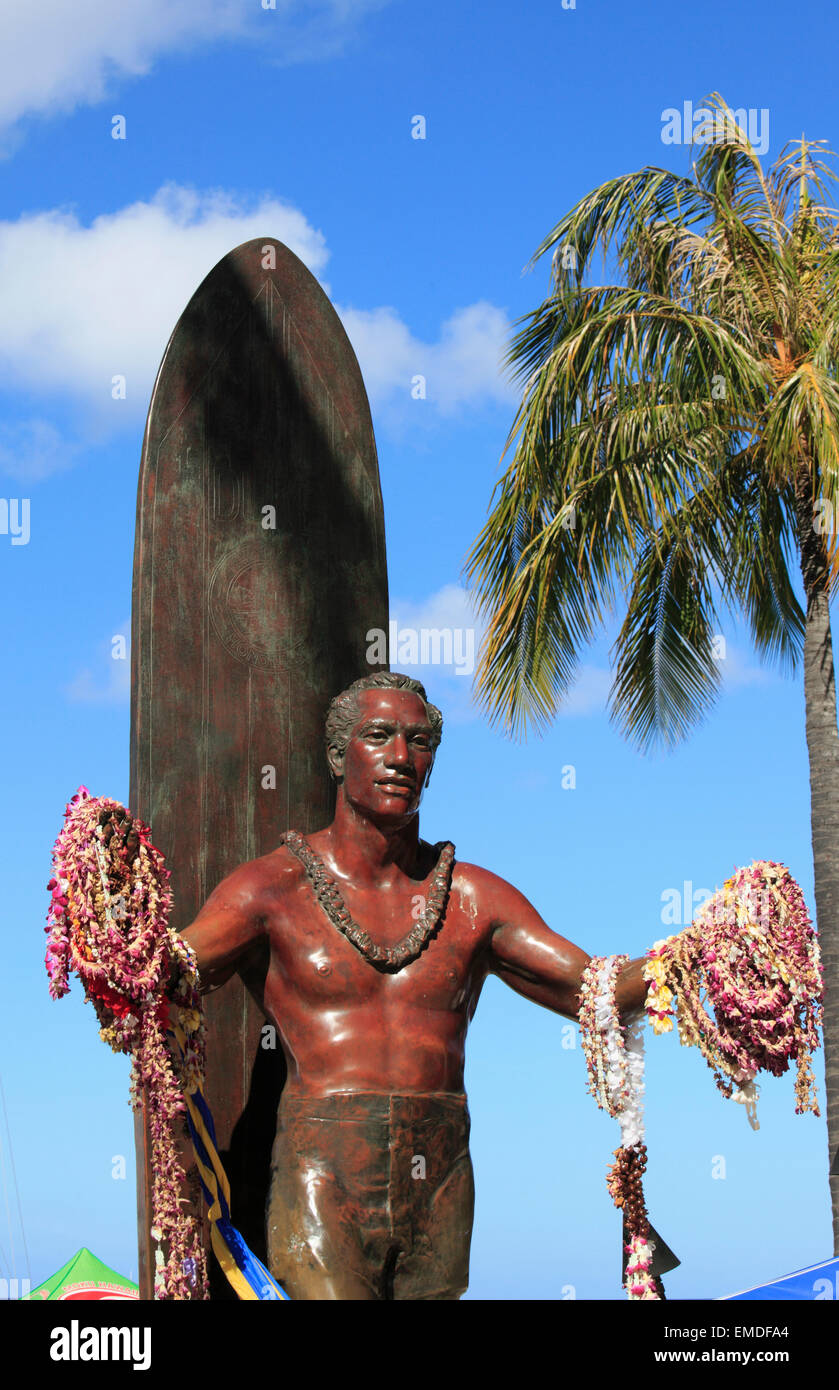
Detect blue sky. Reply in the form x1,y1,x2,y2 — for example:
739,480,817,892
0,0,836,1302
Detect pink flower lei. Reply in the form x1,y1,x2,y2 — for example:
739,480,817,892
45,786,208,1299
643,861,823,1126
578,861,823,1301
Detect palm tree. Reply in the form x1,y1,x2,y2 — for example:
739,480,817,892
465,94,839,1249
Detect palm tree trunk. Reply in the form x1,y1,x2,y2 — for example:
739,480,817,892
794,457,839,1253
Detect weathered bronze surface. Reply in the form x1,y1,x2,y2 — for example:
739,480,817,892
267,1091,474,1299
181,678,655,1298
130,238,388,1298
132,242,658,1302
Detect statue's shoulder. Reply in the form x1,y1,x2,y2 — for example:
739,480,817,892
214,837,304,904
449,857,541,927
449,858,517,906
255,835,309,889
452,856,511,889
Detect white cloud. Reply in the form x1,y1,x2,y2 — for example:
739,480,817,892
0,185,513,477
383,589,615,725
0,184,329,435
0,1,387,144
392,584,481,638
717,642,775,688
544,646,774,723
558,665,613,715
0,418,81,482
380,584,484,722
66,621,131,703
260,0,390,65
356,606,782,735
541,648,773,720
340,302,515,416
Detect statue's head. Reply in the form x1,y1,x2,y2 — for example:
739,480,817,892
324,673,442,822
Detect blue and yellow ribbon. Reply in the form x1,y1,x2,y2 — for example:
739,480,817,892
168,1023,289,1301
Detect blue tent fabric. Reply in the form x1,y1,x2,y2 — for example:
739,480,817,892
721,1257,839,1300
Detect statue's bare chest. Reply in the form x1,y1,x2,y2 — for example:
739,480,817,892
264,869,488,1010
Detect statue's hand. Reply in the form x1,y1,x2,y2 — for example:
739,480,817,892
98,807,141,866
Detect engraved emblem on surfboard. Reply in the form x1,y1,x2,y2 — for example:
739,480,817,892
210,455,249,520
208,537,315,671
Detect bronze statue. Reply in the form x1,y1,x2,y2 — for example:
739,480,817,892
164,670,650,1300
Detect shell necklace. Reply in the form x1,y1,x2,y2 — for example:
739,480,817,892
280,829,455,972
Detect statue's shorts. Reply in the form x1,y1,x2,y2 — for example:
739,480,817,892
266,1091,475,1300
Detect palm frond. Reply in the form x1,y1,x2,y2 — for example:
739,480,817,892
468,96,839,743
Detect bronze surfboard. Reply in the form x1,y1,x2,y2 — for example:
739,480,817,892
130,237,388,1298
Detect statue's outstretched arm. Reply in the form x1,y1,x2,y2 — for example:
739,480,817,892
482,870,647,1019
180,865,266,994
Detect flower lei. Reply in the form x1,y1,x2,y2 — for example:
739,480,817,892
644,861,823,1129
45,786,208,1299
579,955,660,1300
579,862,822,1301
281,829,455,971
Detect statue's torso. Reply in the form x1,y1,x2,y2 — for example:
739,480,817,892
249,837,495,1097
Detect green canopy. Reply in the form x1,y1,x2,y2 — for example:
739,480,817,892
22,1247,138,1301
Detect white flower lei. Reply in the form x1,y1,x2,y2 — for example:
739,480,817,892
582,954,659,1300
591,956,646,1147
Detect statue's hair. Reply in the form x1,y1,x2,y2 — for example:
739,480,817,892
325,672,443,761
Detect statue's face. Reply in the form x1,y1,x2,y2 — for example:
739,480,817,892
330,688,435,823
